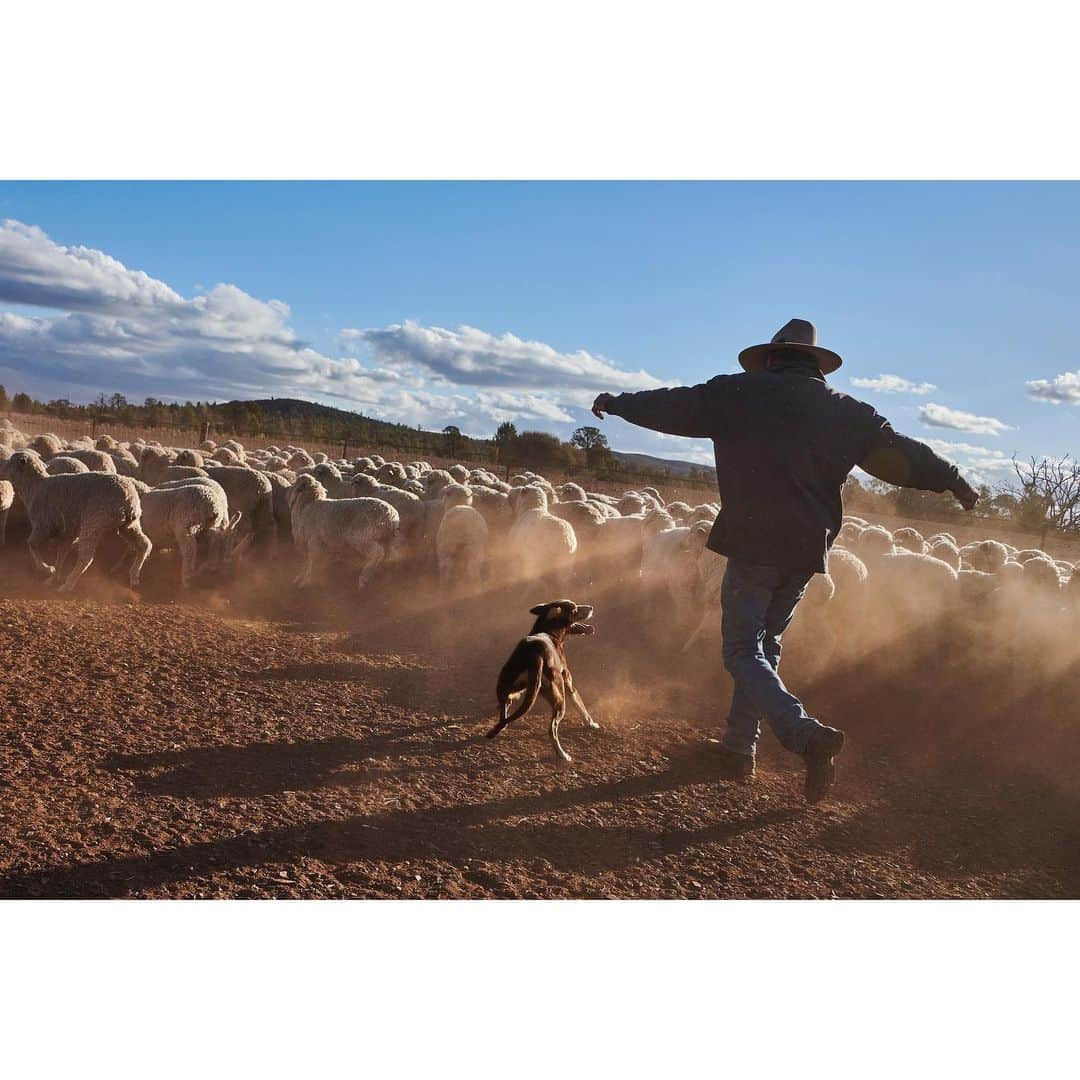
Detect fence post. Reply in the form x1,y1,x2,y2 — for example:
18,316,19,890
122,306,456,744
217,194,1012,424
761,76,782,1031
343,435,349,460
199,421,210,445
91,415,98,439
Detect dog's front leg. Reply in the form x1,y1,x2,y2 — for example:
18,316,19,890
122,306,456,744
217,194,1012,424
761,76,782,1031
569,686,600,730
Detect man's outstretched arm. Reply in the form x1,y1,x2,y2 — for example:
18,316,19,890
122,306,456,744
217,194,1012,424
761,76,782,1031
859,416,979,510
592,382,713,439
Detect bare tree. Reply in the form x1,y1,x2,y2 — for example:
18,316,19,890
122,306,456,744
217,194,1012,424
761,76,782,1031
1010,454,1080,543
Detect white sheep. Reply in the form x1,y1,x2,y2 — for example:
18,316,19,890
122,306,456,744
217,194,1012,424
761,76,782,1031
298,462,349,499
893,526,926,554
508,484,548,516
0,450,151,591
286,474,401,590
960,539,1010,574
211,446,243,467
872,549,958,619
130,478,250,587
853,524,895,562
64,448,118,474
377,461,408,486
928,538,961,570
641,522,711,624
139,446,175,486
174,449,205,468
835,520,864,548
46,456,91,475
436,505,489,589
287,450,315,471
507,508,577,593
202,465,276,546
29,433,64,459
0,479,12,546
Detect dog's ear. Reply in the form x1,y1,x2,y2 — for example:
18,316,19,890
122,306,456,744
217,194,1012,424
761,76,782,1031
529,603,552,616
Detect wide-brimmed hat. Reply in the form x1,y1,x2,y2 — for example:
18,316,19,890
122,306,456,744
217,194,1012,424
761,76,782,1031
738,318,842,375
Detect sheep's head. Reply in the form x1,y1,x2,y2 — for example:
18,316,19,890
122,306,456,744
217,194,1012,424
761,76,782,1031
527,599,595,636
511,484,548,515
196,512,256,583
1,449,48,484
442,483,473,510
643,508,677,537
287,474,326,509
29,433,63,459
350,473,380,496
681,520,712,553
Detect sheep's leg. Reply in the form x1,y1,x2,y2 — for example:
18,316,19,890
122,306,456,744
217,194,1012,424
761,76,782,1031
682,607,710,653
355,542,385,591
58,530,103,593
42,538,77,588
293,541,314,587
177,529,198,588
542,676,571,763
568,684,600,730
437,552,453,592
26,527,58,581
119,522,152,589
108,549,133,578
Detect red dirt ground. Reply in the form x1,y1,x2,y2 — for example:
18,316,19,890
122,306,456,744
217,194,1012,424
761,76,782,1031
1,540,1078,899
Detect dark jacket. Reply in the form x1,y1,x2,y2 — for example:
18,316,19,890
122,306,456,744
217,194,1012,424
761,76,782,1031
604,362,962,573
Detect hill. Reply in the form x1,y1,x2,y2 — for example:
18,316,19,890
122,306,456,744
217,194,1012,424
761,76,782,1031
233,397,715,478
609,449,714,479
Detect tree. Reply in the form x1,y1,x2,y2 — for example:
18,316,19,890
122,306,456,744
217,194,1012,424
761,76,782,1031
492,421,518,464
443,425,464,458
1009,454,1080,541
0,384,7,410
506,430,577,470
570,425,611,468
13,392,32,412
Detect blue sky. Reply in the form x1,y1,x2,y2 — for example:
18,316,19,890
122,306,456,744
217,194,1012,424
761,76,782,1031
1,181,1077,482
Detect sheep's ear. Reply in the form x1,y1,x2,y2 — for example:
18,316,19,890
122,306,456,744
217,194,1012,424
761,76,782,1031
228,510,243,531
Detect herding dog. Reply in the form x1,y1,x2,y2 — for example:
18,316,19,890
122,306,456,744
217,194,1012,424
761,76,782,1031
487,599,599,763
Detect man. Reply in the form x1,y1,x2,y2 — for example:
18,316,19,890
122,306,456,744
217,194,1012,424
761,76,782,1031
592,318,978,802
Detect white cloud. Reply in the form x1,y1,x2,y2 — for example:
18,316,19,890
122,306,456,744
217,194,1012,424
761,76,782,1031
922,438,1015,485
1026,371,1080,404
850,373,936,395
344,321,663,394
0,218,675,444
0,219,183,313
917,402,1014,437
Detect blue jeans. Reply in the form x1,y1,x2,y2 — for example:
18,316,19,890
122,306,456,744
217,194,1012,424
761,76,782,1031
720,559,826,758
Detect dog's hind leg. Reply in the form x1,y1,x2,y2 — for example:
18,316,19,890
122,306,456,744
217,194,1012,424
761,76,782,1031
488,656,544,740
542,676,571,763
486,698,513,740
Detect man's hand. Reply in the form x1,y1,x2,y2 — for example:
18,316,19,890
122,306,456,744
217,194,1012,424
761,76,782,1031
952,476,979,511
591,392,615,420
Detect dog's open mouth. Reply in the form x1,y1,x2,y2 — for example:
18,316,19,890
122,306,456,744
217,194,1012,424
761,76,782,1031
573,604,594,621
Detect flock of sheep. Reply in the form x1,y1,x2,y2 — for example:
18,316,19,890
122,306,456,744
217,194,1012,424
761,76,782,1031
2,418,1078,652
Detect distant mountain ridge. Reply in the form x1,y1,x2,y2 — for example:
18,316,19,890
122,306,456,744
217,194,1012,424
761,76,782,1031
230,397,715,478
